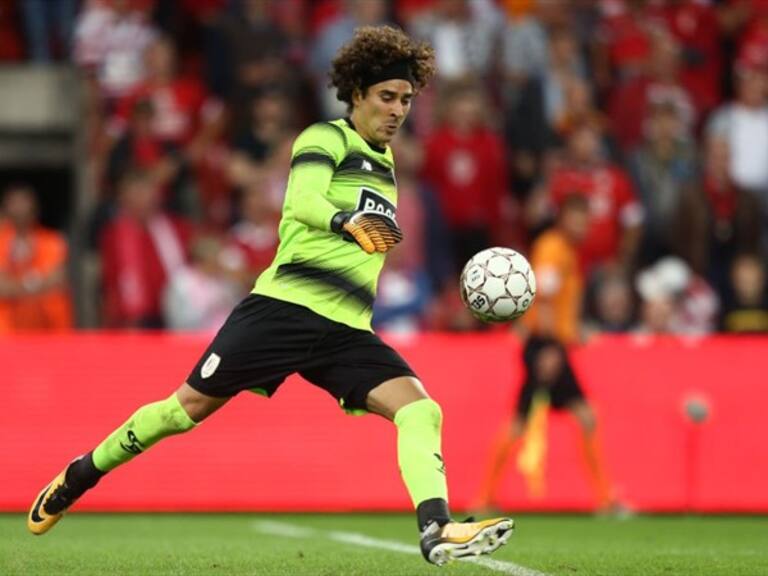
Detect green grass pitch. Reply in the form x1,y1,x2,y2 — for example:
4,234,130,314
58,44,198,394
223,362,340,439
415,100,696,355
2,513,766,575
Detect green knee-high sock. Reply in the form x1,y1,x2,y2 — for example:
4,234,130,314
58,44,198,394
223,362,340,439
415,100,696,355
394,399,449,509
92,393,197,472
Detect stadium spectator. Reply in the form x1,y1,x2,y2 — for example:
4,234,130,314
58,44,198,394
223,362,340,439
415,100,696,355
707,50,768,196
541,29,591,140
20,0,77,63
409,0,503,83
475,195,620,512
635,256,719,336
112,35,225,217
720,253,768,333
707,50,768,252
100,171,191,329
729,0,768,67
627,93,705,271
422,82,509,274
608,29,697,153
701,135,764,299
309,0,390,119
115,36,224,153
106,97,181,201
500,0,549,87
73,0,158,102
228,88,296,191
163,234,240,331
587,269,636,333
592,0,665,91
504,26,597,190
204,0,297,128
660,0,723,115
221,179,280,292
0,185,73,333
635,285,676,335
534,120,644,275
151,0,227,74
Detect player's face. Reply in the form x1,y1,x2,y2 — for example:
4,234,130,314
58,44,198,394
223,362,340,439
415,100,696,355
353,79,414,146
2,188,37,229
562,206,590,244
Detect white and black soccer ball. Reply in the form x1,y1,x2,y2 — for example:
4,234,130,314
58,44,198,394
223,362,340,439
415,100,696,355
460,247,536,322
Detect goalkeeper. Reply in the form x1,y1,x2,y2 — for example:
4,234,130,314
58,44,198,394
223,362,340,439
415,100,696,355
28,25,513,566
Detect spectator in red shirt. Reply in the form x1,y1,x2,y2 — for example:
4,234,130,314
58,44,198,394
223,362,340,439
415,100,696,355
726,0,768,68
422,82,510,273
100,171,191,328
114,35,224,158
593,0,665,89
608,29,698,153
661,0,723,115
539,120,644,274
111,35,225,218
221,179,280,293
107,98,181,201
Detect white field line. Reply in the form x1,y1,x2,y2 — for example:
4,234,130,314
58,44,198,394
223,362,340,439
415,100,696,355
252,520,551,576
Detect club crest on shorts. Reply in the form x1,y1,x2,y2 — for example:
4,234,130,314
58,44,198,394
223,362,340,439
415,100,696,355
201,353,221,379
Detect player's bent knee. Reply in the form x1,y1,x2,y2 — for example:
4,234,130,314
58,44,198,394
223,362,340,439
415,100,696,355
394,398,443,431
160,393,198,432
573,405,596,433
175,382,229,423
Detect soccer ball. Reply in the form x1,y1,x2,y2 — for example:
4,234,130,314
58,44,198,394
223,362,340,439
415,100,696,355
460,247,536,322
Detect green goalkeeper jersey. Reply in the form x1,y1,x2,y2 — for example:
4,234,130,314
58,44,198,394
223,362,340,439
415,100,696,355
252,118,398,331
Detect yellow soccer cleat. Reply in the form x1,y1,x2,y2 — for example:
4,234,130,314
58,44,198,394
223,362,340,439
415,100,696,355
420,516,515,566
28,456,97,536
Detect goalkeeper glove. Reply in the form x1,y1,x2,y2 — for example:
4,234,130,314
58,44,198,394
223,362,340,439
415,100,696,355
330,211,403,254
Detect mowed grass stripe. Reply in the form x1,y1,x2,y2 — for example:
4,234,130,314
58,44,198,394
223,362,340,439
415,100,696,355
252,520,550,576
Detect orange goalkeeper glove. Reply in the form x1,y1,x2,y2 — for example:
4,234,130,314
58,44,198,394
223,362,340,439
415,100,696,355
331,211,403,254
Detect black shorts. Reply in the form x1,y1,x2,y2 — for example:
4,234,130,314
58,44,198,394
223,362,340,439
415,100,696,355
186,294,417,412
515,336,585,418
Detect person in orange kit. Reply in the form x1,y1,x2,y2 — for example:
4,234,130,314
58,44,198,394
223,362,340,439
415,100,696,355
475,194,620,512
0,184,72,332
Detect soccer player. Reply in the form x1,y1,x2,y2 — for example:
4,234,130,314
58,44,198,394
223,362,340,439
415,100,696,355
28,26,514,566
474,195,619,512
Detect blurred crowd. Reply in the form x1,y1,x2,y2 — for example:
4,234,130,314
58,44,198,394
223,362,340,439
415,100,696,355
1,0,768,336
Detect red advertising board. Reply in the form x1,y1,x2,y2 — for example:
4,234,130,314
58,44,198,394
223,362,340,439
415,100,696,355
2,333,766,512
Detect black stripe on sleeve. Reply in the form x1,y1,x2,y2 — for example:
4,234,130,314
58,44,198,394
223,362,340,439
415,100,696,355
290,152,336,169
325,121,348,149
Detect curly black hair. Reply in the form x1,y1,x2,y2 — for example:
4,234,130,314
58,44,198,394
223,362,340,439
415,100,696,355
329,25,436,109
